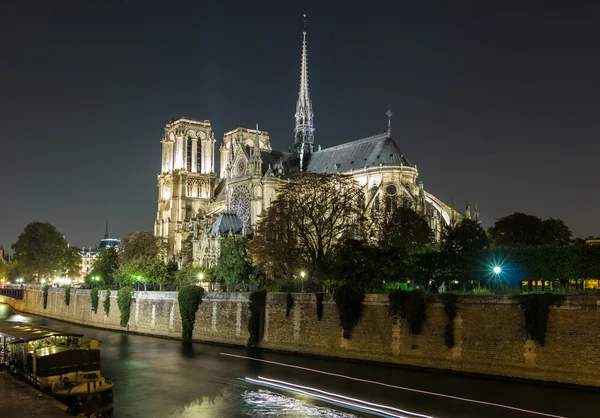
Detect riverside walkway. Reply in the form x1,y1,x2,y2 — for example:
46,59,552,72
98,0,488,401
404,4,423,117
0,372,67,417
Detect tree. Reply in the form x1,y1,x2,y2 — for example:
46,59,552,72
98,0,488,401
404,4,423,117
120,231,167,264
59,246,82,279
175,265,210,288
180,235,194,266
248,173,365,283
11,222,69,281
115,258,170,290
87,247,119,286
214,238,254,284
488,212,572,248
376,207,434,254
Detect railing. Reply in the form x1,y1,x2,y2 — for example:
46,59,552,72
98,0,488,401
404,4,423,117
0,287,24,300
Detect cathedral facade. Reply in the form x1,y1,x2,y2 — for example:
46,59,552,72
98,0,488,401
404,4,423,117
155,25,469,266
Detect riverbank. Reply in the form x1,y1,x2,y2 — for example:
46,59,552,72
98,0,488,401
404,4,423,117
3,288,600,388
0,372,68,417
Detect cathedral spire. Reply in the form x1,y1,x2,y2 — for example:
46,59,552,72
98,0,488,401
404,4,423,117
294,14,314,165
465,199,471,220
386,108,393,138
104,218,109,239
474,201,479,223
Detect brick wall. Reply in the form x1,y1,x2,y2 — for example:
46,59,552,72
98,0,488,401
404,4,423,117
5,289,600,387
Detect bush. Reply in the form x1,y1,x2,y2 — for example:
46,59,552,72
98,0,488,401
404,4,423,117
519,293,564,347
117,286,135,327
42,285,50,309
285,292,294,317
91,288,100,314
64,287,71,306
103,289,111,316
388,289,427,335
334,285,365,339
316,292,324,321
247,290,267,347
178,285,205,342
440,293,459,348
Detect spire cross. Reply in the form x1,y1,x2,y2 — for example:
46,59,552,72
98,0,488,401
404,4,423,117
386,108,393,137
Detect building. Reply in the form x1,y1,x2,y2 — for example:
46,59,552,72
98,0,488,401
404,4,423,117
0,246,10,263
80,221,122,281
155,20,470,267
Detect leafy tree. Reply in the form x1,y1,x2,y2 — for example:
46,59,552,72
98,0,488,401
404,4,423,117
87,247,119,286
11,222,69,281
539,218,571,246
115,258,170,289
120,231,167,264
214,238,254,284
180,235,194,266
175,265,211,288
249,173,365,283
376,207,434,254
488,212,572,248
59,246,82,279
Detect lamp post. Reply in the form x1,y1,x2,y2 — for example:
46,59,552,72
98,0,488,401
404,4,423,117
300,271,306,293
493,266,501,291
136,276,141,291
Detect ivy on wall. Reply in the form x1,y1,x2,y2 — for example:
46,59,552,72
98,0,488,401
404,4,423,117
334,285,365,339
519,293,564,347
388,289,427,335
286,292,294,318
440,293,459,348
248,290,267,347
177,285,205,342
103,289,111,316
42,285,50,309
64,287,71,306
117,286,135,327
316,293,324,321
91,288,100,314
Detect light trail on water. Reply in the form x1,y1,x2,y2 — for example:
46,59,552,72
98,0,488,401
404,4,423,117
221,352,568,418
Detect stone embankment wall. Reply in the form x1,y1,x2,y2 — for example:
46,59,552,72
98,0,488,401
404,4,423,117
3,289,600,387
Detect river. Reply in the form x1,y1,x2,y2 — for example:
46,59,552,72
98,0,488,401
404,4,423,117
0,303,596,418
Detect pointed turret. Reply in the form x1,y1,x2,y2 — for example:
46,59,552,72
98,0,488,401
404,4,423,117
294,14,314,170
104,218,109,239
252,123,262,176
474,201,480,223
465,199,471,220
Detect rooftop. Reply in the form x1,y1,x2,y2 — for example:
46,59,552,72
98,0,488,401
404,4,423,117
0,322,83,343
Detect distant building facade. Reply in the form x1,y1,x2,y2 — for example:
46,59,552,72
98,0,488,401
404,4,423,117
155,23,470,267
0,246,10,263
79,222,122,281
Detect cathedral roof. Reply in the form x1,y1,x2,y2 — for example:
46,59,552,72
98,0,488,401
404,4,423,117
259,150,299,178
207,213,246,235
306,133,413,174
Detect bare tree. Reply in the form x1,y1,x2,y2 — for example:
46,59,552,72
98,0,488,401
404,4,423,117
248,173,365,283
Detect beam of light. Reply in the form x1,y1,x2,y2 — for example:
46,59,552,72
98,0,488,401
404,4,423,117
255,376,433,418
240,377,416,418
221,352,567,418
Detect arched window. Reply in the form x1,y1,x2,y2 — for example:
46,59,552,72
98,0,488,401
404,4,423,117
186,137,192,171
385,184,397,213
370,186,380,212
197,140,202,173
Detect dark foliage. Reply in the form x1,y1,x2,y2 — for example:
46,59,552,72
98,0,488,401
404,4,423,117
388,289,427,335
316,292,324,321
248,290,267,347
440,293,459,348
64,287,71,306
519,293,564,346
334,285,365,339
103,289,111,316
91,288,100,314
117,286,135,327
286,292,294,317
177,285,205,342
42,285,50,309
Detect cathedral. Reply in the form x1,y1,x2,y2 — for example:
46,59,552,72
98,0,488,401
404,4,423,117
155,23,471,267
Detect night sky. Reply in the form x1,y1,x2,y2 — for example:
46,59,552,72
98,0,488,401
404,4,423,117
1,1,599,250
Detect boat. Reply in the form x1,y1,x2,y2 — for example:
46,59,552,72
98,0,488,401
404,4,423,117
0,321,113,416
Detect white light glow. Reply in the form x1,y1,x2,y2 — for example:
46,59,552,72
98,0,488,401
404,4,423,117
493,266,502,274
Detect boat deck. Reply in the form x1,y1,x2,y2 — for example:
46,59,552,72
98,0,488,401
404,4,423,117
0,372,67,417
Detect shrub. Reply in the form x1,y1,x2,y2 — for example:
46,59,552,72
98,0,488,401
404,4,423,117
117,286,135,327
519,293,564,347
247,290,267,347
333,285,365,339
178,285,205,342
440,293,459,348
42,285,50,309
316,292,324,321
388,289,427,335
91,288,100,314
64,287,71,306
286,292,294,318
103,289,111,316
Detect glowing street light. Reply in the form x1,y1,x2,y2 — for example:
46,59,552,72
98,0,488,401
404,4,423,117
198,273,204,281
299,271,306,293
493,266,502,275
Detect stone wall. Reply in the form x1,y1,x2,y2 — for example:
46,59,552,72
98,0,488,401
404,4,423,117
4,289,600,387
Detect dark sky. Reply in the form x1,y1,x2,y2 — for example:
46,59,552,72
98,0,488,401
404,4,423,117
1,1,599,249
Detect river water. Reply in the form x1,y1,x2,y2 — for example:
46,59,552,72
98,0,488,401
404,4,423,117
0,303,596,418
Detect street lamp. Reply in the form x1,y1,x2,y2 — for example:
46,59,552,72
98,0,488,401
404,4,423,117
136,276,141,291
198,273,204,281
493,266,502,275
300,271,306,293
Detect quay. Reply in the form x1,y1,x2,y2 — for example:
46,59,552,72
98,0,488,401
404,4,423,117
0,372,67,417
